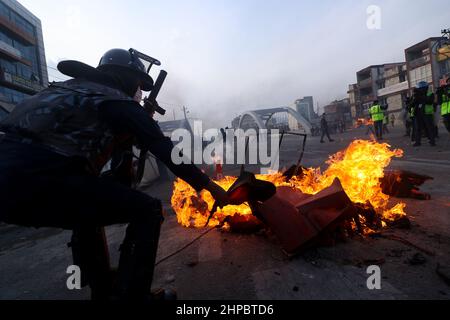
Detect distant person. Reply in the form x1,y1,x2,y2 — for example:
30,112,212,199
390,113,396,128
412,81,436,147
383,114,390,134
407,95,417,142
402,100,412,137
369,100,384,140
437,77,450,134
320,113,334,143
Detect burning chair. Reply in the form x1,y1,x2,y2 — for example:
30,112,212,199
171,139,433,255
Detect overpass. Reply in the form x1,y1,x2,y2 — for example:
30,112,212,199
237,107,312,134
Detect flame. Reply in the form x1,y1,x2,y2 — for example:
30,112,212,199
171,140,406,229
354,118,374,128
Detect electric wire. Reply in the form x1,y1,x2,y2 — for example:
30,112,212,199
155,226,217,266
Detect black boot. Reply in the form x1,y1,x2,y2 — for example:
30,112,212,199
116,202,165,300
70,227,113,300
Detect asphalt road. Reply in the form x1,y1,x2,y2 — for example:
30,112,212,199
1,123,449,300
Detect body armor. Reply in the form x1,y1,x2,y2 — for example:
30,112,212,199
0,79,133,174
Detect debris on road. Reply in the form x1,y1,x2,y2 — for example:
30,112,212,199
381,170,433,200
407,253,427,265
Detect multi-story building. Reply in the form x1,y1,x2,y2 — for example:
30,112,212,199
376,63,408,120
295,96,317,123
0,0,47,119
323,98,352,127
347,83,360,119
405,37,450,92
355,65,385,116
351,63,408,119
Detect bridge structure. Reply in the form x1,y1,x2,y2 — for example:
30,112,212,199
236,107,312,134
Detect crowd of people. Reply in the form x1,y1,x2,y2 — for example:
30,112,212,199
313,78,450,147
362,79,450,146
401,79,450,147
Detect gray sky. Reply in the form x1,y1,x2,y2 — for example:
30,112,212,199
19,0,450,127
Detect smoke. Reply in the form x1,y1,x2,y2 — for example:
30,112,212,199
20,0,450,128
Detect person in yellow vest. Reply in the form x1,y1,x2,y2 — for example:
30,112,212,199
369,100,384,140
412,81,436,146
437,77,450,133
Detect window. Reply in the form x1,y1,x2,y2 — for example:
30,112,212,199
0,6,35,37
0,86,29,104
0,31,13,46
17,63,32,79
0,58,16,74
409,64,432,87
0,2,11,20
12,12,35,37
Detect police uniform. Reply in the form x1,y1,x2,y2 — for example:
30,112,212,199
413,90,436,146
439,86,450,133
0,74,210,299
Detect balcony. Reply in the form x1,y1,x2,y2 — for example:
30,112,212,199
0,15,36,46
377,81,409,97
0,40,32,66
408,55,431,69
361,94,376,103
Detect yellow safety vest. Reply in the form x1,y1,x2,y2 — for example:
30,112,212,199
425,92,434,115
442,90,450,116
370,105,384,122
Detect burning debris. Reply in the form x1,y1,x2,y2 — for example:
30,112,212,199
254,179,357,253
381,170,433,200
171,140,432,253
354,118,374,128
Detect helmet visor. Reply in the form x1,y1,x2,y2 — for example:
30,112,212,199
129,48,161,74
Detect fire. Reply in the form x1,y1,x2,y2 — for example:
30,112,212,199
171,140,406,229
354,118,374,128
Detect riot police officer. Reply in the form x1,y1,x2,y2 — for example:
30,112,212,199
412,81,436,147
437,77,450,133
0,48,230,300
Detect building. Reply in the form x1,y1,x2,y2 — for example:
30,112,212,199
376,63,408,120
405,37,450,92
347,83,360,119
351,63,408,119
0,0,47,119
295,96,317,123
323,98,352,127
355,65,386,116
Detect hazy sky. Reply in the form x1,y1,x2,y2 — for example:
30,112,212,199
19,0,450,127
